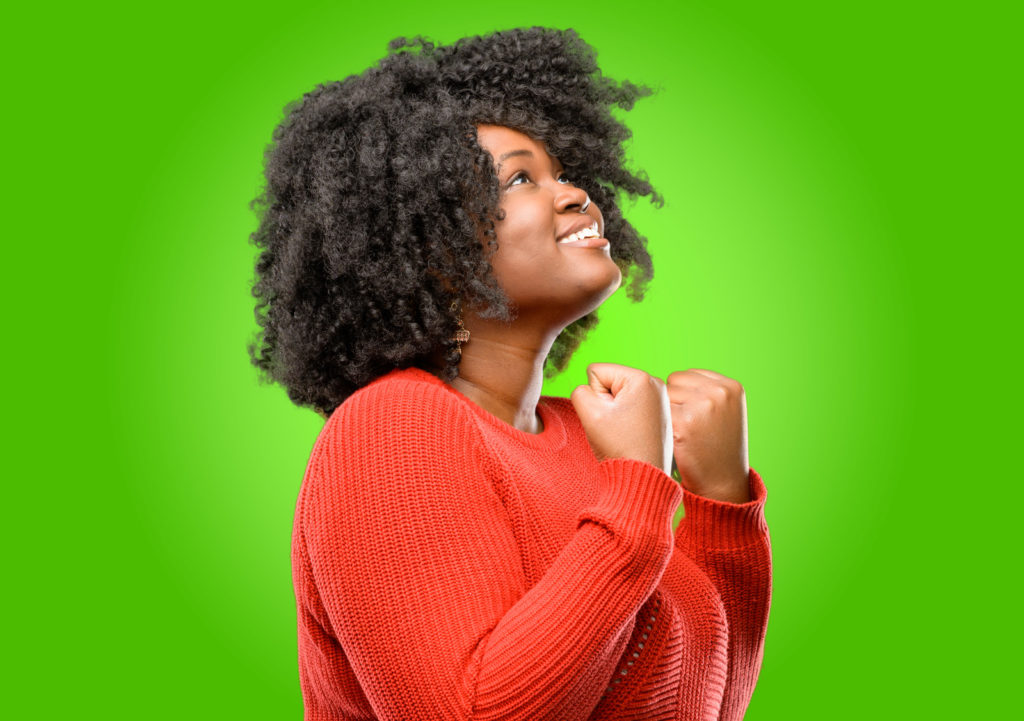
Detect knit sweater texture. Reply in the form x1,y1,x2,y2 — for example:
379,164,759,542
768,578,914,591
292,366,772,720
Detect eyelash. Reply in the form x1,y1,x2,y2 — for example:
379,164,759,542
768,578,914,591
507,171,574,188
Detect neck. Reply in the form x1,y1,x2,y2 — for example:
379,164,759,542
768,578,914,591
442,314,559,434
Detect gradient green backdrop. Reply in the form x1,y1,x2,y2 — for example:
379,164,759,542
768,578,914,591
6,1,1019,718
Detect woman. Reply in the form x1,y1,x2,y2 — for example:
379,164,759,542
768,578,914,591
249,27,771,721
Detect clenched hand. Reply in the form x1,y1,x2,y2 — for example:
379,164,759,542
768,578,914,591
665,369,751,504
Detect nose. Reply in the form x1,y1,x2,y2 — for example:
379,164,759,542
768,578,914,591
554,182,590,214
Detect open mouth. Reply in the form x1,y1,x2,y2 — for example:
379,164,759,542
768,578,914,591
556,221,609,249
556,222,601,244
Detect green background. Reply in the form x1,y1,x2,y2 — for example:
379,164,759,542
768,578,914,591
6,1,1019,718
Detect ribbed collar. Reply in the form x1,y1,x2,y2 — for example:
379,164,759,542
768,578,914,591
390,366,568,451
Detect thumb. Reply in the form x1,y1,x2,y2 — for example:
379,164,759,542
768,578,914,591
585,363,617,398
570,383,596,414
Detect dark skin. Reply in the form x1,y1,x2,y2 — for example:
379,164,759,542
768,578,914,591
444,125,752,503
445,124,619,435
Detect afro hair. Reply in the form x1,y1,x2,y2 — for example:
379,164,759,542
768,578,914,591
248,27,662,417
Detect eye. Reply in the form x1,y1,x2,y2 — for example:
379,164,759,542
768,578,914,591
507,171,531,188
556,172,574,185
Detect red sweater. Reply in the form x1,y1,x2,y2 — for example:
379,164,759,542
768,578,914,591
292,367,771,720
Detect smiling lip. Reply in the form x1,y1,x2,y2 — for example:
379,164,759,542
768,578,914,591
558,236,610,249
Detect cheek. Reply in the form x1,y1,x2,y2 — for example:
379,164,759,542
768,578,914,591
493,200,553,258
502,199,550,239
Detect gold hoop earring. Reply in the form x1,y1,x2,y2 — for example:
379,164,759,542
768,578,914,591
450,301,470,354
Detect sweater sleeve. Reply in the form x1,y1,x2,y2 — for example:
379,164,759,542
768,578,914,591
299,381,683,721
673,468,772,721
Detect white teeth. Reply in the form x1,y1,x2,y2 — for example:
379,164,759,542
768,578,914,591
558,224,600,243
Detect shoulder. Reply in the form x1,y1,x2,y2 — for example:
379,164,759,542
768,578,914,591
302,367,491,523
317,366,480,459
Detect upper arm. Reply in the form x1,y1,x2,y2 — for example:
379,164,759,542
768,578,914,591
300,384,526,719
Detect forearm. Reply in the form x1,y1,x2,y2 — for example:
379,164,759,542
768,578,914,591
308,454,683,721
472,463,680,717
674,468,772,719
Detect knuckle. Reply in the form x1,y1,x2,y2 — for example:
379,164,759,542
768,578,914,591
714,374,742,394
730,378,745,394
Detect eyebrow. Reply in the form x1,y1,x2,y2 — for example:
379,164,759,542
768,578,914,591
498,149,533,163
496,149,565,176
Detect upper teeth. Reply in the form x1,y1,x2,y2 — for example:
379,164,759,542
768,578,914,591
558,224,600,243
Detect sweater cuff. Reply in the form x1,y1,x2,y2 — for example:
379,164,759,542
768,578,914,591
677,467,769,550
578,459,683,553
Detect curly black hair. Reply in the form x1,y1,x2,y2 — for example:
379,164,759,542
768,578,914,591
248,27,662,417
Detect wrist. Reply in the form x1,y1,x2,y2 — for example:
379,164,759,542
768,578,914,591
674,472,751,504
675,468,769,550
693,486,751,504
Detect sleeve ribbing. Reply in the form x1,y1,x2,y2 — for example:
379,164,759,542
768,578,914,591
674,468,772,721
300,381,683,721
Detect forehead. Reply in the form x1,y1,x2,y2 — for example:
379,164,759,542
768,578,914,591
475,124,556,163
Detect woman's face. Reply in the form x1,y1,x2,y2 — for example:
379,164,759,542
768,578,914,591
475,124,622,325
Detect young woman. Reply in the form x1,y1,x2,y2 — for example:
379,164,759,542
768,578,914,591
249,27,771,721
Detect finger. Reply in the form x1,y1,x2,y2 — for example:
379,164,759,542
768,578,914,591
571,382,618,424
667,383,738,410
667,368,731,384
667,389,700,405
667,370,742,399
570,384,603,416
688,369,744,396
666,369,710,387
570,383,591,401
586,362,642,397
585,364,615,397
688,368,731,382
665,383,701,404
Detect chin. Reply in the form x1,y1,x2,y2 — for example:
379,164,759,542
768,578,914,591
573,264,623,317
511,262,623,324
